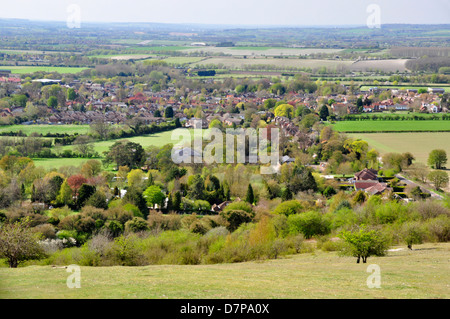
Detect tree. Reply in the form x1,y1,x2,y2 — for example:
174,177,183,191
67,88,77,101
428,170,449,190
47,96,58,108
187,174,205,200
164,106,174,118
219,209,254,232
173,191,182,211
85,190,108,210
77,184,96,208
143,185,165,208
123,187,148,218
428,149,447,169
274,104,294,119
338,226,389,263
81,159,102,178
73,135,95,157
127,169,146,191
319,105,329,121
105,141,145,169
0,218,45,268
281,187,293,201
245,184,255,205
56,180,74,206
90,120,112,140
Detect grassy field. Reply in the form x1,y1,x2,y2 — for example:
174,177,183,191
192,57,353,70
360,85,450,93
347,132,450,165
332,120,450,132
183,47,343,57
32,158,92,170
0,124,91,136
0,243,448,299
0,66,89,74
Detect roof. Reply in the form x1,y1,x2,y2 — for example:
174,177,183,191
354,180,379,190
365,183,389,195
355,168,378,180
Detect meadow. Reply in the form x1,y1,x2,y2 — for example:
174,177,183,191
347,132,450,165
0,243,448,299
360,85,450,93
0,124,91,136
331,120,450,133
0,66,89,74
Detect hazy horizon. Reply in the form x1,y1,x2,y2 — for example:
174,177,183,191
0,0,449,27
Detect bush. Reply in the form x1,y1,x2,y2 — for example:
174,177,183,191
223,201,253,214
287,211,331,239
220,209,254,232
425,215,450,242
147,212,182,232
272,200,304,216
401,221,427,249
125,217,149,233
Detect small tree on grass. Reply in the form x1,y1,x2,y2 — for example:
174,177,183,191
0,218,45,268
338,226,389,263
428,170,449,190
401,222,426,250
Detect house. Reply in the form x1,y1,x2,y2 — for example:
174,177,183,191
280,155,295,164
427,88,445,94
211,201,231,212
354,168,378,181
364,182,390,195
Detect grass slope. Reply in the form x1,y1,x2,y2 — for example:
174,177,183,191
0,243,448,299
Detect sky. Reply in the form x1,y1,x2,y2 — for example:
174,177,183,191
0,0,449,26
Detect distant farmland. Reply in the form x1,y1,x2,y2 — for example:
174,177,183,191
191,57,353,70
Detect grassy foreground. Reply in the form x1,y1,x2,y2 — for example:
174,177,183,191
0,243,448,299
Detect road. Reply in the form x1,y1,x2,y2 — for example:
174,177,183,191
395,174,444,200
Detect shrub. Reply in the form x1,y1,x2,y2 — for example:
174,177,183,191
220,209,254,232
272,200,304,216
32,223,56,239
125,217,149,233
147,212,182,232
109,234,146,266
415,200,450,220
189,220,209,235
223,201,253,214
287,211,331,239
401,221,427,249
425,215,450,242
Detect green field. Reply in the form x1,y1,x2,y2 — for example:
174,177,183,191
32,158,92,170
332,120,450,132
0,66,89,74
0,243,448,299
0,124,91,136
347,132,450,165
360,85,450,93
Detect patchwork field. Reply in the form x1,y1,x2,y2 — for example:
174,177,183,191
332,120,450,132
0,243,448,299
